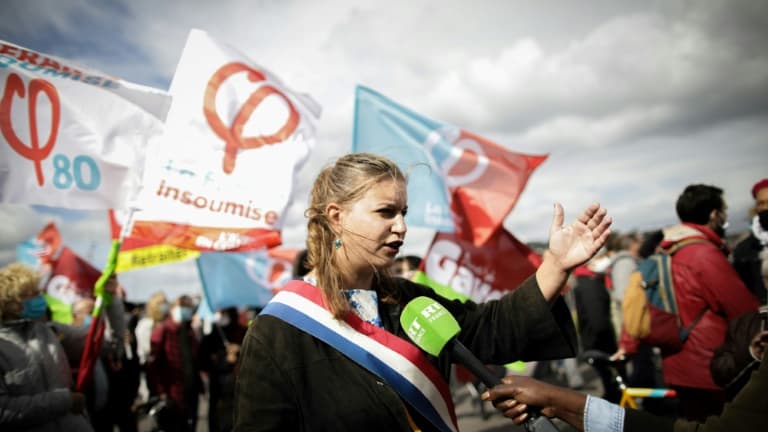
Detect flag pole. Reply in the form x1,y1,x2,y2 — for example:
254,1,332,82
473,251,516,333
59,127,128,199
75,208,134,391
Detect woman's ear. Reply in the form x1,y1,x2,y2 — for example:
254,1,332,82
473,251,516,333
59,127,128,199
325,202,343,233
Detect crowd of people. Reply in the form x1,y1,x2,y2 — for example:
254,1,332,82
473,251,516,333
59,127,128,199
0,262,253,432
0,151,765,432
504,179,768,431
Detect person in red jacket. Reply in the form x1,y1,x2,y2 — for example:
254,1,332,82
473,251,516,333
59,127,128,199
659,184,759,421
148,295,203,432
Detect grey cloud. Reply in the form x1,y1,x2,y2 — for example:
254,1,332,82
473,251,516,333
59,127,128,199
1,0,766,256
421,8,768,147
505,117,768,242
0,206,44,261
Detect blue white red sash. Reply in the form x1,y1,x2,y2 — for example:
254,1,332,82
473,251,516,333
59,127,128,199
261,280,458,432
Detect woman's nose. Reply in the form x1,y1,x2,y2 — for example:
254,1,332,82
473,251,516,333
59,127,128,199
392,214,407,235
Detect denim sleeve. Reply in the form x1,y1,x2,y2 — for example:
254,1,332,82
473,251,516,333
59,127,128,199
584,395,625,432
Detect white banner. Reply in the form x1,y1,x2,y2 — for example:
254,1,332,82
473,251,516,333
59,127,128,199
130,29,320,251
0,39,170,209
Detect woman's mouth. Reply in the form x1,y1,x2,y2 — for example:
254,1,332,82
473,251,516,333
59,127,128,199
383,240,403,255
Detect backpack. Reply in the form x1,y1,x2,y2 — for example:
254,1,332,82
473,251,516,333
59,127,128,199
621,238,709,355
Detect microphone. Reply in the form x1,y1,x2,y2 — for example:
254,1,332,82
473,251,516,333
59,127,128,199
400,296,560,432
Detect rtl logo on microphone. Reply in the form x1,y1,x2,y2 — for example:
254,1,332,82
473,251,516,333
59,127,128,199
405,319,426,344
420,303,447,322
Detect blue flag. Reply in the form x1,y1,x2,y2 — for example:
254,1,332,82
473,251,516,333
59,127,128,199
353,86,454,232
16,238,42,267
353,86,547,246
196,250,276,310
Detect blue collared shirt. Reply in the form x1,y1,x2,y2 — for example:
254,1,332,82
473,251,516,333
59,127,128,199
584,395,625,432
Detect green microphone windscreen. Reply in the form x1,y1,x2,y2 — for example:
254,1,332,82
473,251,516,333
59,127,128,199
400,296,460,356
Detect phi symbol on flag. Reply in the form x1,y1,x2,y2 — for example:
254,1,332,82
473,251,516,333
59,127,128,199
0,72,60,186
203,62,300,174
423,126,489,188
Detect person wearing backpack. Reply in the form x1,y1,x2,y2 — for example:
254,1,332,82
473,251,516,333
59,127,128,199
614,230,674,416
650,184,759,421
609,233,642,340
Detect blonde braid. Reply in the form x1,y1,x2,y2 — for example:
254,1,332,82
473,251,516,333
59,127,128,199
305,153,406,318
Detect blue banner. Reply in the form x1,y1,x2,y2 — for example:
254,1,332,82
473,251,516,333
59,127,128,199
352,86,454,232
16,238,42,267
196,250,276,310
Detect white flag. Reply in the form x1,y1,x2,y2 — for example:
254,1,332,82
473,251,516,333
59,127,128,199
130,29,320,251
0,39,170,209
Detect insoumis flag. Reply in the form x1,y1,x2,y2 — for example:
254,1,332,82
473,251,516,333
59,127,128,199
196,248,291,310
412,229,541,303
108,209,199,272
0,39,170,209
353,86,547,246
131,29,321,252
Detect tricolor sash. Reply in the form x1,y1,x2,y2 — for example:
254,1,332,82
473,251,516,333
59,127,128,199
261,280,459,432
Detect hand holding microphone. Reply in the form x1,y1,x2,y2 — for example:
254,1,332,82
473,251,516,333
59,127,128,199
400,297,560,432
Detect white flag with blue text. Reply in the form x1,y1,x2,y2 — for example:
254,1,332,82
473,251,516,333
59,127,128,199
0,39,170,209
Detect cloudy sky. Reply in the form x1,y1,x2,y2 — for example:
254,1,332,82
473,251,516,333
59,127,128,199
1,0,767,297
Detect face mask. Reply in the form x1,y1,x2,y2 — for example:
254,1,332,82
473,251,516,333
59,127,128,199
712,210,728,238
21,295,48,320
713,219,728,238
758,210,768,231
159,303,169,316
81,315,93,328
171,306,193,323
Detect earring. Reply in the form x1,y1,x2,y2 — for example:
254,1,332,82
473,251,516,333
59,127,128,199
334,238,342,250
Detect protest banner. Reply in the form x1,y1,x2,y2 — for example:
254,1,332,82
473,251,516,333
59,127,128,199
130,29,320,251
0,39,169,209
412,229,541,302
354,86,546,246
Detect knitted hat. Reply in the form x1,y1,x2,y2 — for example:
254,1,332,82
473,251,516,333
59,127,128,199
752,178,768,198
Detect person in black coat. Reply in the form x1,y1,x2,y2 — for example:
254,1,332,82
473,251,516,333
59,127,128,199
234,152,613,431
731,178,768,304
200,307,246,432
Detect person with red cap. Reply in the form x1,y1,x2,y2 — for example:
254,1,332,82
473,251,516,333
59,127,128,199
732,178,768,304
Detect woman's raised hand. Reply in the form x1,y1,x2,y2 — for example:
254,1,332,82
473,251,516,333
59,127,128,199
547,203,612,272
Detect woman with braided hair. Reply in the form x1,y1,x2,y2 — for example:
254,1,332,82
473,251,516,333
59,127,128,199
235,152,612,432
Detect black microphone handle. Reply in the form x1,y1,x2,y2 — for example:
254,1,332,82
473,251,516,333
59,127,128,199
448,339,560,432
448,338,503,387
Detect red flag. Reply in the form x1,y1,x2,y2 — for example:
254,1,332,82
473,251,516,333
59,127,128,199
45,246,101,305
75,312,105,391
266,248,299,292
443,129,547,246
75,243,120,393
16,222,62,272
44,245,105,392
415,228,542,303
36,222,62,266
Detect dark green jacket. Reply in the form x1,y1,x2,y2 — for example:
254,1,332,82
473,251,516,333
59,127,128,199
234,276,577,431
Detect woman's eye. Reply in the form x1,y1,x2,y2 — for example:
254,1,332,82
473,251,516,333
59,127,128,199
378,207,406,218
